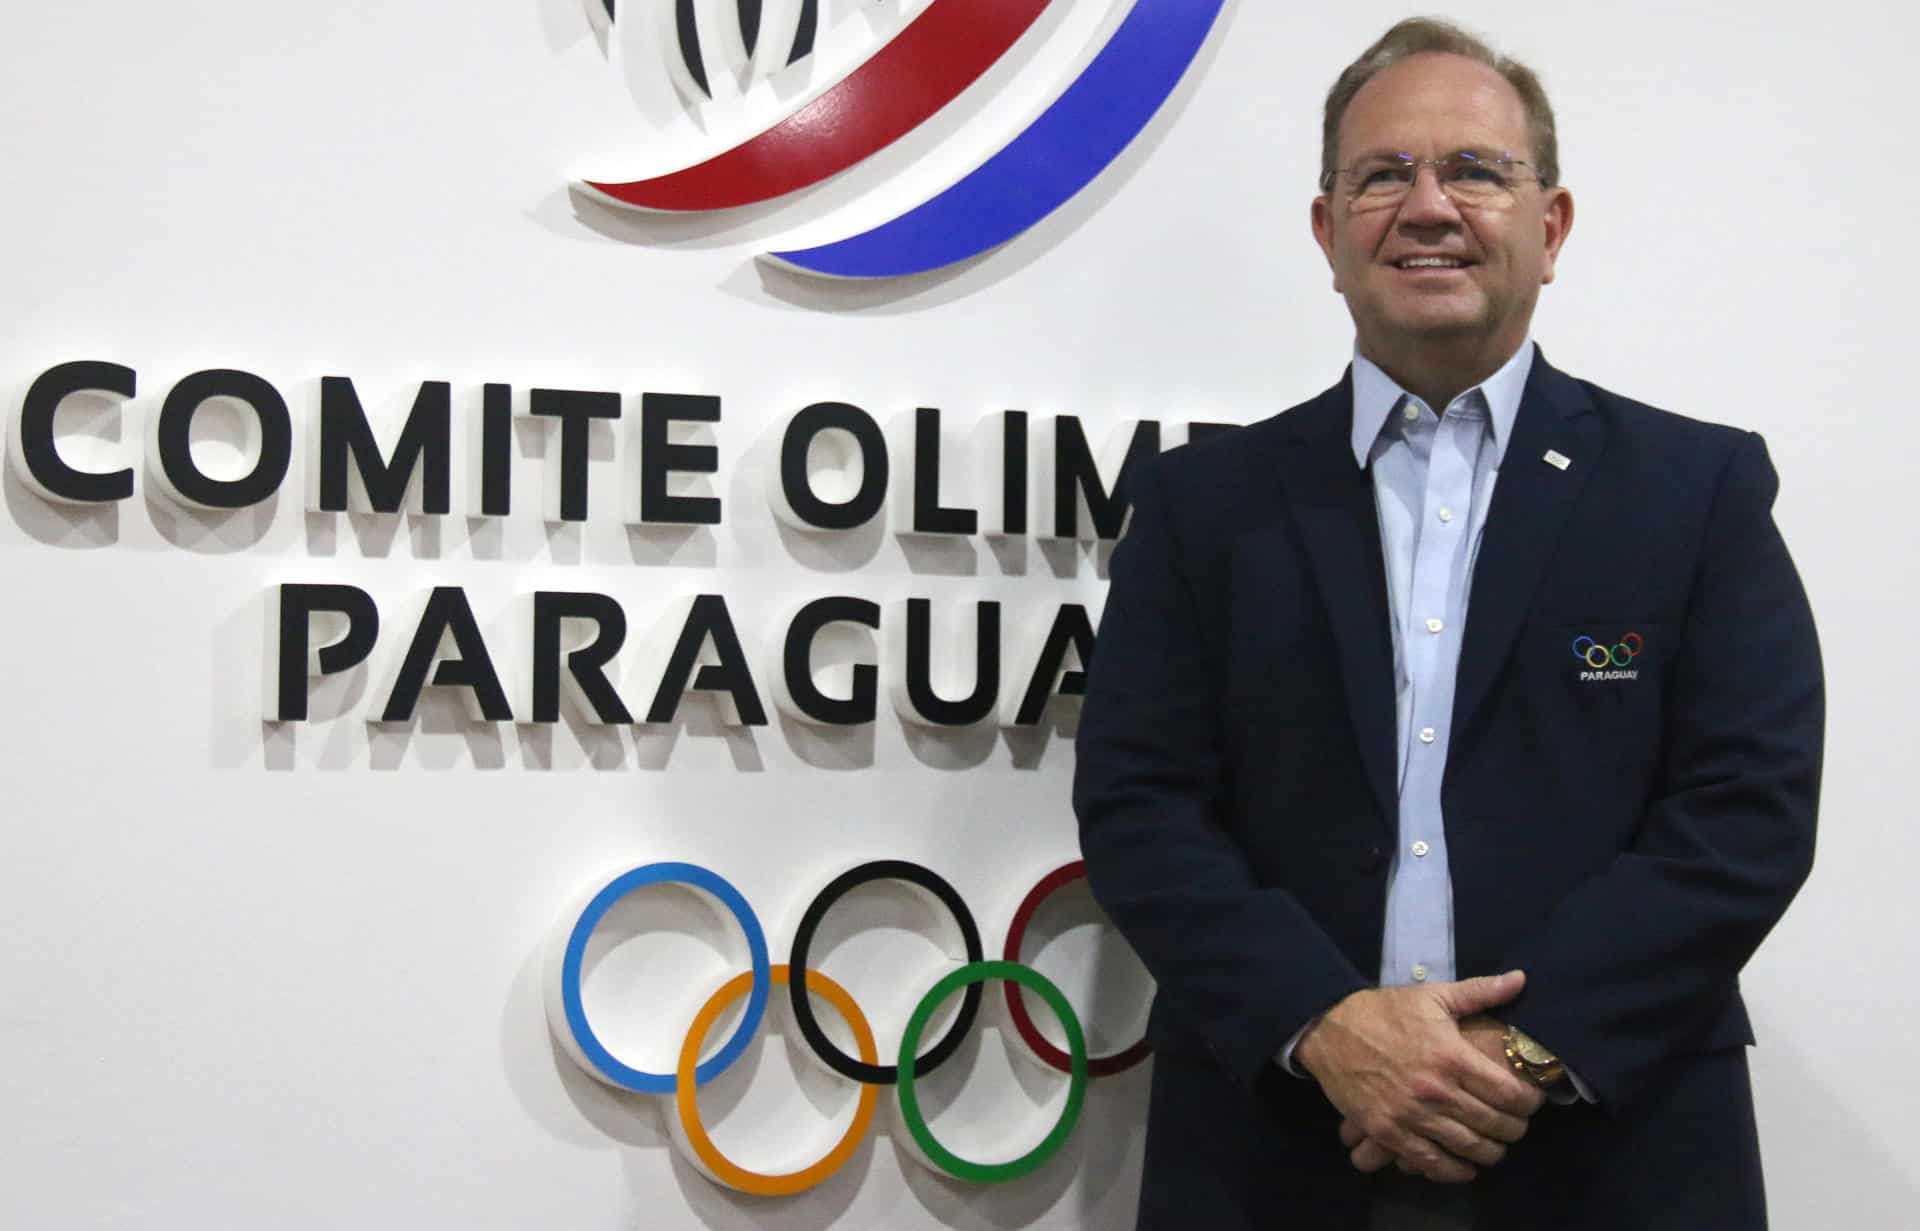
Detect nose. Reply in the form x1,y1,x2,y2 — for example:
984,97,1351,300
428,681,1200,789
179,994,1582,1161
1397,164,1460,226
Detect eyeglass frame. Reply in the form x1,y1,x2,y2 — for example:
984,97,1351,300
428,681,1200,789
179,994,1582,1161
1318,151,1550,210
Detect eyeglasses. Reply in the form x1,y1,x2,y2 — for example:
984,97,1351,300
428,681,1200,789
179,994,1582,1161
1322,152,1543,212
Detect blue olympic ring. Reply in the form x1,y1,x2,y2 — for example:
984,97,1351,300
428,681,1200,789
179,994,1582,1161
558,862,771,1095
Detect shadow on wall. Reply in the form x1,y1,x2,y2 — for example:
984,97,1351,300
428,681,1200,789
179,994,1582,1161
1745,1008,1920,1227
3,430,119,548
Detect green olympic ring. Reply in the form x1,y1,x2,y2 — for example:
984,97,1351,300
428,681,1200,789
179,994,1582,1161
896,960,1089,1184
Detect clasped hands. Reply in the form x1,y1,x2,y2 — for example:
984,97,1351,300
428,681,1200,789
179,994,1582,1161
1294,969,1544,1184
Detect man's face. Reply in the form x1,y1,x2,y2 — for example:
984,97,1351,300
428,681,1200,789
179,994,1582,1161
1311,52,1572,368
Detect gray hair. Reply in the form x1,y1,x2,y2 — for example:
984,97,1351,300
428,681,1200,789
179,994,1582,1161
1320,17,1559,190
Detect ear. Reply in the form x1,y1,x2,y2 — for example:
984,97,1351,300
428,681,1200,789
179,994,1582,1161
1311,195,1341,290
1539,186,1574,285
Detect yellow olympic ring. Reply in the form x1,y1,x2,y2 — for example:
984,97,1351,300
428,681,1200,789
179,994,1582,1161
1585,644,1612,668
674,964,880,1197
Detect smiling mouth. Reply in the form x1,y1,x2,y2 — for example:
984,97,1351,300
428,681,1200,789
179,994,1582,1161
1392,256,1472,270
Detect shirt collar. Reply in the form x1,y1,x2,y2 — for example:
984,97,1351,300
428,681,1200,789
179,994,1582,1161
1347,339,1536,470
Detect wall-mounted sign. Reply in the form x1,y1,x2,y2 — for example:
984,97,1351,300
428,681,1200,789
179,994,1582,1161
10,358,1234,731
581,0,1228,278
547,857,1149,1194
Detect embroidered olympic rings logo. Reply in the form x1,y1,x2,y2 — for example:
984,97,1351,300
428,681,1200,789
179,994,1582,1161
546,858,1149,1195
1571,632,1643,669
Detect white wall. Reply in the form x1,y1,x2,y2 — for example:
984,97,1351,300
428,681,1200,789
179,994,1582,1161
1,1,1912,1227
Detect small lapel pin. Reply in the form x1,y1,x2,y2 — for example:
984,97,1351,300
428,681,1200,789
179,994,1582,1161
1543,449,1571,471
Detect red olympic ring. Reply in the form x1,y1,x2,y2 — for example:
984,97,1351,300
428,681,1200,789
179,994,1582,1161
1002,860,1151,1077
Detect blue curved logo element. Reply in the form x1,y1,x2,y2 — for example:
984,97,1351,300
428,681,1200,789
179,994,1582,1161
769,0,1226,279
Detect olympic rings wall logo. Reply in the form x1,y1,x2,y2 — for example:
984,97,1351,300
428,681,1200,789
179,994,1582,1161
544,858,1149,1195
579,0,1227,279
1572,632,1644,669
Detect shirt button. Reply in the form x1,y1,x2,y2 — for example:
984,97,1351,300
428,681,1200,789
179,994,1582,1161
1419,726,1436,744
1411,964,1429,982
1437,506,1455,523
1425,617,1444,634
1411,840,1430,858
1402,403,1420,422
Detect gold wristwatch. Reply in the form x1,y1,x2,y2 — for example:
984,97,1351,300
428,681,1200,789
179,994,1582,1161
1503,1024,1567,1088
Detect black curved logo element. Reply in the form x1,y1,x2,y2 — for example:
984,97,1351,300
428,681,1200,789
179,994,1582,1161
603,0,819,98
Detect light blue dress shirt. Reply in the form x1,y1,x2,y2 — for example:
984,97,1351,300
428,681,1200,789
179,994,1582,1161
1278,339,1590,1101
1349,340,1594,1104
1349,341,1532,990
1279,340,1534,1067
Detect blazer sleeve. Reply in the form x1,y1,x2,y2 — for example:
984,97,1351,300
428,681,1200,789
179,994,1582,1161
1074,457,1371,1090
1501,431,1823,1109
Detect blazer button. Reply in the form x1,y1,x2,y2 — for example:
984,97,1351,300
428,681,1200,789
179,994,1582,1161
1364,844,1387,871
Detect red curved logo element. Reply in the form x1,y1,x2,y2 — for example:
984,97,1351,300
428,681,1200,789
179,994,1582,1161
583,0,1050,211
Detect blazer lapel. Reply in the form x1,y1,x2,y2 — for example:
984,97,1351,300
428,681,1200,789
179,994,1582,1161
1272,378,1399,834
1450,355,1607,741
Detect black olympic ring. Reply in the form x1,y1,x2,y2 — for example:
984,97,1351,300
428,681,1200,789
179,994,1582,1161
786,859,986,1084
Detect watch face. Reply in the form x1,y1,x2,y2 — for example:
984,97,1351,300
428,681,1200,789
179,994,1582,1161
1515,1036,1555,1066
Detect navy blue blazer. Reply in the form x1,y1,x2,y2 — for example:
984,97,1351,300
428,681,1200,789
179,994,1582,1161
1074,356,1822,1229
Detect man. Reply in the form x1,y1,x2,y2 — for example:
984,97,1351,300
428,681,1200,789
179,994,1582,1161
1074,17,1822,1230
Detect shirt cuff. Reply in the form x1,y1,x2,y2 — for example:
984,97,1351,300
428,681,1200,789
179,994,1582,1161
1557,1062,1596,1104
1275,1017,1321,1078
